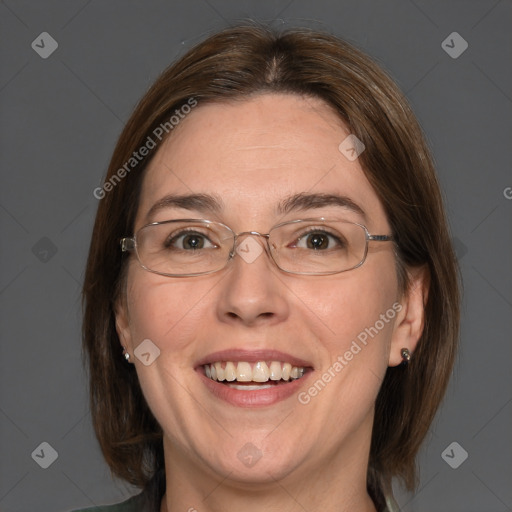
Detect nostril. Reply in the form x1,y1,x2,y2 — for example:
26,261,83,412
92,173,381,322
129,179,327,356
224,310,274,322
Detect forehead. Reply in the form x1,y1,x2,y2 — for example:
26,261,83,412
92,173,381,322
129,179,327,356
138,93,387,230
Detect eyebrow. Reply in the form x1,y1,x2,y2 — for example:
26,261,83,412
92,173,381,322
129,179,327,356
146,191,366,222
277,192,366,219
146,193,224,221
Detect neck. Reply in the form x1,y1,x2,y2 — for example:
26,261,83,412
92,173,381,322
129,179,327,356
159,417,377,512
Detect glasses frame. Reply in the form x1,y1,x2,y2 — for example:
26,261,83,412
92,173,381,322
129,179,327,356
120,218,394,277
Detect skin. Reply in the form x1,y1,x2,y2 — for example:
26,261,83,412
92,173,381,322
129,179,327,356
115,94,428,512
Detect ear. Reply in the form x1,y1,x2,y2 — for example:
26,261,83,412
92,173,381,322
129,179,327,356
388,265,430,366
115,295,133,357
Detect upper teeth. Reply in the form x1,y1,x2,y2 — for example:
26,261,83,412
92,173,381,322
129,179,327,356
204,361,305,382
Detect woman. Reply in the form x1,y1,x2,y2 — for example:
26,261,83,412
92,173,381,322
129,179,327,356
79,24,460,512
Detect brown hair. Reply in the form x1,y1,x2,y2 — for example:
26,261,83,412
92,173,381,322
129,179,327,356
83,24,460,506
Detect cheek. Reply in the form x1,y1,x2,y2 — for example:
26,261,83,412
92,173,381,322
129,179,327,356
295,256,398,351
287,259,400,447
125,269,220,356
291,257,399,424
123,271,219,436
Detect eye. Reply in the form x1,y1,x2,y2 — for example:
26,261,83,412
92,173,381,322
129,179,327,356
293,230,346,251
165,230,216,250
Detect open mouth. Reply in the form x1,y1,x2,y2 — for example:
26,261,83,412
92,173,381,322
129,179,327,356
204,361,307,390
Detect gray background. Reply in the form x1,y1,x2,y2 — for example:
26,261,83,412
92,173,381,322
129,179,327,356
0,1,511,511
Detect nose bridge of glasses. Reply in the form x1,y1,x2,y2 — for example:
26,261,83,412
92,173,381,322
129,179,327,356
234,231,269,241
229,231,271,259
234,231,269,250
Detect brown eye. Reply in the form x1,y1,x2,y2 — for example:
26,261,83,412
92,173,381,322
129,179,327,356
181,234,204,249
305,232,330,250
294,230,345,251
165,231,214,250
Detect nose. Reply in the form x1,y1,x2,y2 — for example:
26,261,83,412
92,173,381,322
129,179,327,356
215,234,290,327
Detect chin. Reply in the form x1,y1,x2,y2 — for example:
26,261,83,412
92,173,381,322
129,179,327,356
200,436,308,486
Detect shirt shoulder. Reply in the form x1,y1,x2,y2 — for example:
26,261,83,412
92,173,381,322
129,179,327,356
70,493,146,512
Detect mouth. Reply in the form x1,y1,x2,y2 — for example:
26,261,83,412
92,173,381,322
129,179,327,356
204,361,306,390
196,350,313,407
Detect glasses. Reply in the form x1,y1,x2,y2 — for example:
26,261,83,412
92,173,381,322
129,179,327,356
120,218,393,277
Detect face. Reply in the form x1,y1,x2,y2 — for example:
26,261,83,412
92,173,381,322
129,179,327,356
116,94,408,487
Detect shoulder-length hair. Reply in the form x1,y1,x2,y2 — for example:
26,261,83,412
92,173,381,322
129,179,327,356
83,24,460,506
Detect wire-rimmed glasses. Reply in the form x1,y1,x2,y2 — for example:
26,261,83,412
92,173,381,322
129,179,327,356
120,218,394,277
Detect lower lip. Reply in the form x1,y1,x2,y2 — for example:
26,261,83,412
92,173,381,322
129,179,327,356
198,371,311,407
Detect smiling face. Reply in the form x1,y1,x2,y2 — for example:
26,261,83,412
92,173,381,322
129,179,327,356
115,93,415,498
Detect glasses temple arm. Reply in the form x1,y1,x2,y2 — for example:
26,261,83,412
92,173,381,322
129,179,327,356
368,235,394,242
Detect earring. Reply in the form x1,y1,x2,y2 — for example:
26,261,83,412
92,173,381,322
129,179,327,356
122,346,130,362
401,348,411,364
